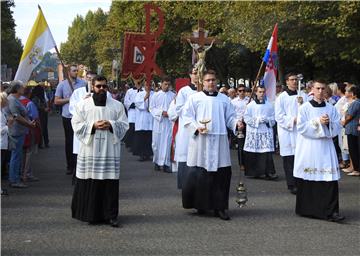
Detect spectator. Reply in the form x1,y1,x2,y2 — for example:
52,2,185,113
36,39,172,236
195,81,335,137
1,92,14,195
6,81,36,188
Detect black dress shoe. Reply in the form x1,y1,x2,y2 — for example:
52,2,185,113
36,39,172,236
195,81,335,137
290,187,297,195
265,173,279,181
327,213,345,222
215,210,230,220
154,164,160,171
158,165,164,171
197,209,206,215
109,218,120,227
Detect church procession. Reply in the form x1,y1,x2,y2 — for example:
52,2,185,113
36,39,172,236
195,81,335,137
1,1,360,255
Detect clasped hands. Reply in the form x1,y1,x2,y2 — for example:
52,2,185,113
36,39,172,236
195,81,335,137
93,120,111,130
258,116,267,124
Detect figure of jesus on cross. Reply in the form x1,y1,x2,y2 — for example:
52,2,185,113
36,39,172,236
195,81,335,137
182,20,219,90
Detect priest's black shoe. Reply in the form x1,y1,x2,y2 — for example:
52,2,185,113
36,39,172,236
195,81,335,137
327,213,345,222
265,173,279,181
109,218,120,228
214,210,230,221
289,187,297,195
197,209,206,215
66,169,73,175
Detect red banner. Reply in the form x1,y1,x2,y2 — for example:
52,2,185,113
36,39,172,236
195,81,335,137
121,32,156,80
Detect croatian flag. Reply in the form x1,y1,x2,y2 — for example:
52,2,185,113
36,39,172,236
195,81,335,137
262,24,278,103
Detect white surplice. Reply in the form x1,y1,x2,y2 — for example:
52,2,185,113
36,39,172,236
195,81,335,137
244,100,275,153
175,85,197,162
231,96,249,120
134,90,154,131
293,102,341,181
149,90,176,166
71,96,129,180
182,91,238,172
69,87,111,154
275,91,308,156
124,88,138,123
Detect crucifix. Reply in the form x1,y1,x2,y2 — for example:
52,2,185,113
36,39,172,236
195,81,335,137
95,132,106,153
182,20,220,90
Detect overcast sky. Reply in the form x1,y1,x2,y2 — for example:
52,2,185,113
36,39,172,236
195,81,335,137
13,0,112,47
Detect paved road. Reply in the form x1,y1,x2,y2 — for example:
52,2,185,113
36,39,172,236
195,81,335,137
1,114,360,256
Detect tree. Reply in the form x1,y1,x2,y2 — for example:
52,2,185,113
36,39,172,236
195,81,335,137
60,8,107,71
1,0,23,78
62,1,360,83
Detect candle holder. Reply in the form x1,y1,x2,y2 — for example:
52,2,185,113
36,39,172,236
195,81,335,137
199,119,211,134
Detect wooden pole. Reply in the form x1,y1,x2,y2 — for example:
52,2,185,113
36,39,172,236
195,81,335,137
54,45,73,90
248,60,265,104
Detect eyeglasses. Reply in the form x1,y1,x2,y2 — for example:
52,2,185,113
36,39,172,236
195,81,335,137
95,84,108,89
238,90,245,92
204,79,216,82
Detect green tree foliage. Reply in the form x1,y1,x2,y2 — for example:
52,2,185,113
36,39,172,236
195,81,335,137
1,0,23,77
60,8,107,71
62,1,360,83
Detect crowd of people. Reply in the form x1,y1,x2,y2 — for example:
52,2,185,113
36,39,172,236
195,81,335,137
1,80,51,193
1,64,359,227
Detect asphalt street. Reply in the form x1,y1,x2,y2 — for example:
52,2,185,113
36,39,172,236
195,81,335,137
1,114,359,256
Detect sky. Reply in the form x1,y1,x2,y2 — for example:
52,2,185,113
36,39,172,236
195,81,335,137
13,0,112,48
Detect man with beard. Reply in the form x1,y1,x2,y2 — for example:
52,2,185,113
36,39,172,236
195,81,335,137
55,64,86,175
71,75,129,227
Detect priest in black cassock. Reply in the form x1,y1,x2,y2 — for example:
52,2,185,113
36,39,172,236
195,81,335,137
71,76,129,227
181,70,241,220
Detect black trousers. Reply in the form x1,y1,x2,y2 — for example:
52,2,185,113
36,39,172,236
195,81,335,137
347,134,359,172
1,149,11,178
282,155,295,189
62,117,76,171
39,110,49,146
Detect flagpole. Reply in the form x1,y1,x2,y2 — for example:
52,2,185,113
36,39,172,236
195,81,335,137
248,60,265,104
38,5,73,89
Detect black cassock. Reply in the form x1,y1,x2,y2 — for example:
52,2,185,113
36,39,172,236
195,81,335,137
72,178,119,222
295,178,339,220
182,166,232,211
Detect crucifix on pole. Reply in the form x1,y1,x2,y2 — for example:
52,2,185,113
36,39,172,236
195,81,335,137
182,19,221,91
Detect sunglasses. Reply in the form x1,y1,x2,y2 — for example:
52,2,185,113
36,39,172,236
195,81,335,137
95,84,108,89
238,90,245,92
